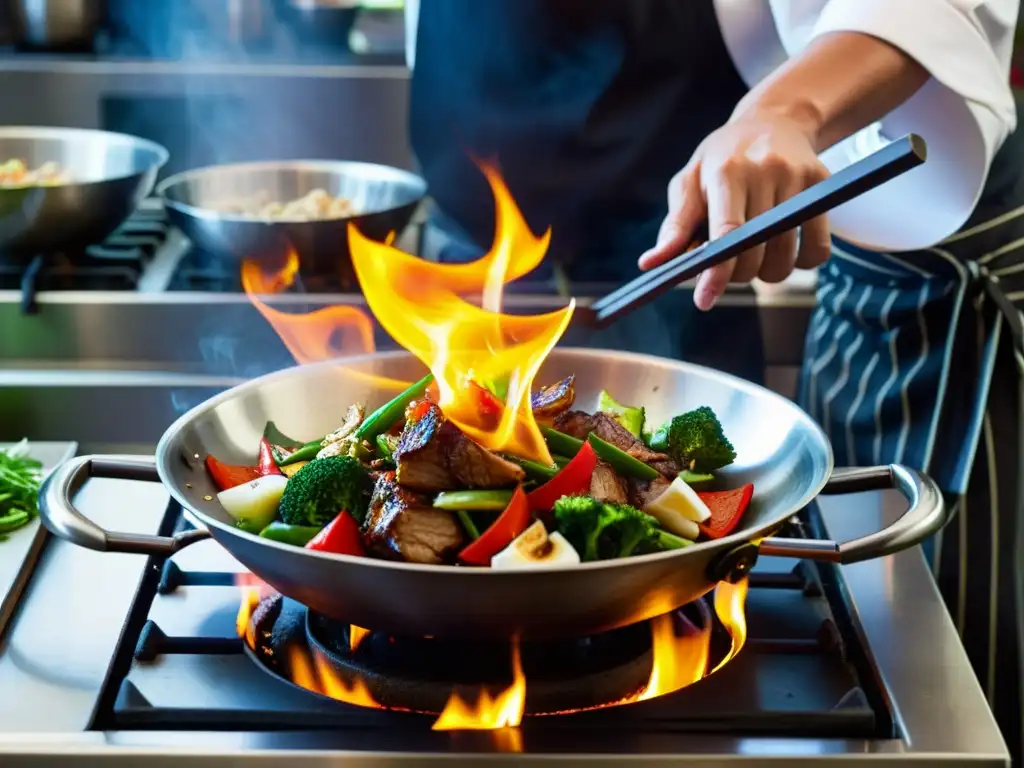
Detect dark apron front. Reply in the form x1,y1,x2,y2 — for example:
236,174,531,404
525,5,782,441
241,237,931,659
800,116,1024,761
410,0,764,383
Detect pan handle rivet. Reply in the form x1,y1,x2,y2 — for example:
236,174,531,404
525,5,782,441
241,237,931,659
706,543,759,584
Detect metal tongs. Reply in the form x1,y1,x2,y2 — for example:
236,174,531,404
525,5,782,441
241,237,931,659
580,134,928,327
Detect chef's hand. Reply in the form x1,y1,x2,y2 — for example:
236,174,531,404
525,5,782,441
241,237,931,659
637,112,832,310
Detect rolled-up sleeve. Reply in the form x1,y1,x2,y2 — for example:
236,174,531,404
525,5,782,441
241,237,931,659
770,0,1019,251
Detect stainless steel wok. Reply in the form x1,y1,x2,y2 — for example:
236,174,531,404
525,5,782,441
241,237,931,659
39,349,948,639
156,160,426,289
0,126,169,254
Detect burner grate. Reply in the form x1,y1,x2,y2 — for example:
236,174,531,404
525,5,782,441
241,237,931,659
88,500,893,747
4,204,171,312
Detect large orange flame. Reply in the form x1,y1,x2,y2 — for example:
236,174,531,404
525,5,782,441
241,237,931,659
348,165,574,464
241,251,376,364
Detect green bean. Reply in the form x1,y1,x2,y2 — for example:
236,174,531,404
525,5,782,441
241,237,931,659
355,373,435,441
504,455,558,481
259,521,322,547
456,510,481,540
542,426,660,481
278,440,322,466
588,434,660,480
0,509,30,534
540,426,584,457
433,489,514,511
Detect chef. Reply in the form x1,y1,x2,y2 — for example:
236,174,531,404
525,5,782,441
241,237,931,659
404,0,1023,758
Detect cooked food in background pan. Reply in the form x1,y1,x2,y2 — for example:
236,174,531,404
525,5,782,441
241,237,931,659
0,159,69,188
203,373,754,569
212,188,356,221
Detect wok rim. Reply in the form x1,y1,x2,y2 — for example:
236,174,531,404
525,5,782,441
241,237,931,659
0,125,170,188
156,348,835,575
155,159,428,225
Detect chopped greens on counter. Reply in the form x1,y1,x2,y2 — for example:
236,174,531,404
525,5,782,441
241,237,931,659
0,439,44,541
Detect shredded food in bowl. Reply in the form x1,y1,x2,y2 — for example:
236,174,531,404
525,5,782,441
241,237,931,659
0,159,69,188
213,189,356,222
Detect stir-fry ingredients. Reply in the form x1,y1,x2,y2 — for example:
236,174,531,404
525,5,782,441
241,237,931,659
526,441,597,513
491,520,581,569
698,484,754,539
649,406,737,472
257,438,282,477
0,439,44,540
306,511,364,556
459,486,532,566
260,521,321,547
204,455,260,491
0,159,68,188
202,379,754,567
217,474,289,533
278,455,371,527
434,489,514,511
597,390,645,437
355,373,434,441
552,496,692,561
643,475,711,540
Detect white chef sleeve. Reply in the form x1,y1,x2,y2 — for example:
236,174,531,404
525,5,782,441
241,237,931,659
770,0,1019,251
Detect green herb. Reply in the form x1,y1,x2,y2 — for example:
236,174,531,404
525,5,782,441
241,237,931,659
0,439,43,539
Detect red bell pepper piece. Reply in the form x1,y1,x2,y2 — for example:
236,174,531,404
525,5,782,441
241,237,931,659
526,441,598,514
305,511,365,557
459,486,532,566
258,437,283,476
698,483,754,539
469,381,504,428
204,455,261,491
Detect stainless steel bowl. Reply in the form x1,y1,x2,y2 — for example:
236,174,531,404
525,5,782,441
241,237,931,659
0,126,169,255
156,160,427,289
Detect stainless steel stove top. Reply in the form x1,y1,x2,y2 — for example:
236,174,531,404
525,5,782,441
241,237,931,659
0,473,1008,765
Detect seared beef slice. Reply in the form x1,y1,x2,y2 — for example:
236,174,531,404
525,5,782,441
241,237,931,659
590,460,628,504
363,472,464,564
395,402,524,492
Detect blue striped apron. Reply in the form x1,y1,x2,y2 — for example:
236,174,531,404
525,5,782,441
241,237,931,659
800,207,1024,761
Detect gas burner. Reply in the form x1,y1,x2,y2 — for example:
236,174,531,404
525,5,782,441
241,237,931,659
243,592,735,718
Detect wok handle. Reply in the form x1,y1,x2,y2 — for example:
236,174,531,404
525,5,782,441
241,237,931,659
39,454,210,555
758,465,948,564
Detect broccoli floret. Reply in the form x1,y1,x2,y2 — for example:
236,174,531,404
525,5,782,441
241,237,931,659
552,496,691,561
278,456,371,527
652,406,736,472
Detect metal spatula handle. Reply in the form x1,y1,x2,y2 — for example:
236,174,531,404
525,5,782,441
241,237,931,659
586,133,928,327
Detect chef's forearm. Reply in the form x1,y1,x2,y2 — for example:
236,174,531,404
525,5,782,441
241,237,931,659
732,31,930,153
